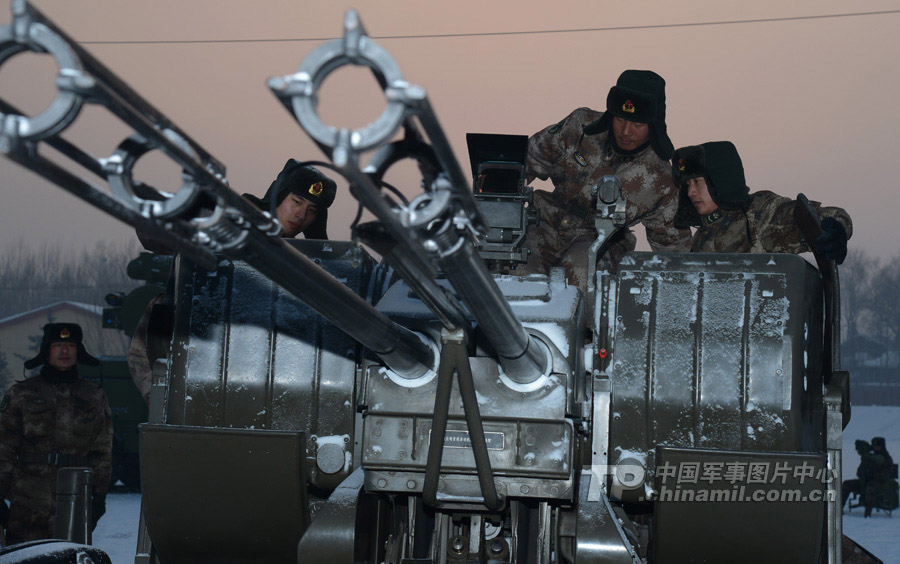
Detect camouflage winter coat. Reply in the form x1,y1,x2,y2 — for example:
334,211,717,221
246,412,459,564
691,190,853,254
522,107,691,291
0,367,113,542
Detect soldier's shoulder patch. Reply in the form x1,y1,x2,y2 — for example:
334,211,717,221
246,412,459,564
548,118,567,134
0,395,10,412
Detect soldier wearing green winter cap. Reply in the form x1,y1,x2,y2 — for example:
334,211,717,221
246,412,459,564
523,70,692,294
243,159,338,239
0,323,113,544
672,141,852,263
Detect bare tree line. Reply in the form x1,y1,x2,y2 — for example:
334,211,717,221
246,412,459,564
841,249,900,346
0,238,142,319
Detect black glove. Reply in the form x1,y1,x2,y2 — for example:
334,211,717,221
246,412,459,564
91,494,106,531
0,497,9,529
814,217,848,264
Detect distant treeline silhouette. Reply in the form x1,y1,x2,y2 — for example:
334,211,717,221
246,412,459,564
841,249,900,346
0,238,142,319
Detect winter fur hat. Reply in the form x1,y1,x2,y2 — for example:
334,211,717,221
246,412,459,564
672,141,752,229
244,160,337,239
23,323,100,369
582,70,674,160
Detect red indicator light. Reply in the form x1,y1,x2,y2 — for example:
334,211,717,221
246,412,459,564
598,349,608,359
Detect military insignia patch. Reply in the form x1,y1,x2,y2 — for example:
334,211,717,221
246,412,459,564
574,152,587,167
0,395,9,412
60,328,71,339
308,182,323,196
623,100,635,114
704,209,723,225
548,118,566,134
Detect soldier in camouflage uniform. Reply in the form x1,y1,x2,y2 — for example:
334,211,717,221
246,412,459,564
0,323,113,545
522,70,692,293
671,141,851,263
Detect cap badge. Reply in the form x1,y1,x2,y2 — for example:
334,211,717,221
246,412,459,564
309,182,323,196
677,158,685,172
60,328,71,339
622,100,635,114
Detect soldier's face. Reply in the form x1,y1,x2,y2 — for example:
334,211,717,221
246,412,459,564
276,193,319,238
686,177,719,216
47,341,77,370
611,116,650,151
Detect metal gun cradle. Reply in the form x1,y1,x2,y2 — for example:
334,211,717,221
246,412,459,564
0,3,854,563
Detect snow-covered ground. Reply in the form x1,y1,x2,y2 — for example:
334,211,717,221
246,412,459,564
92,492,141,564
89,406,900,564
841,405,900,564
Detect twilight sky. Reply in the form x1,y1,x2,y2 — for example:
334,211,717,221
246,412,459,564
1,0,898,260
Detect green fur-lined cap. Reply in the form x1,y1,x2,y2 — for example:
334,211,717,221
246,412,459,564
673,141,752,228
23,323,100,369
243,159,336,239
582,70,674,159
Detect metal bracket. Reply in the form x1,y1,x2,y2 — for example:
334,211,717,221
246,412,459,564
422,328,503,511
0,6,83,141
824,383,844,564
587,175,626,309
103,134,201,219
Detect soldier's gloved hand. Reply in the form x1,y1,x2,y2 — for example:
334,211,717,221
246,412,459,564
91,494,106,531
0,497,9,529
814,217,848,264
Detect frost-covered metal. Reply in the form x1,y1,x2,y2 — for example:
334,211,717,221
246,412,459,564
603,252,825,500
0,3,856,563
164,241,387,490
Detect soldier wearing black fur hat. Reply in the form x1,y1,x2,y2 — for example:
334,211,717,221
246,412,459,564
523,70,692,293
0,323,113,544
841,437,898,517
243,159,338,239
862,437,897,517
672,141,851,263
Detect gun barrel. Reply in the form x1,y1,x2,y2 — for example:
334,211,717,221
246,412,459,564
0,2,435,380
355,222,467,332
270,11,549,383
235,230,435,378
425,211,548,384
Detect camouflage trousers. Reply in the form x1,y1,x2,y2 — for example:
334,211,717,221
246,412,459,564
4,467,57,544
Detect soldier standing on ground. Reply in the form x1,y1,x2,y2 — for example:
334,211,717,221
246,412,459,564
671,141,851,262
861,437,896,517
0,323,113,544
841,437,897,517
522,69,692,292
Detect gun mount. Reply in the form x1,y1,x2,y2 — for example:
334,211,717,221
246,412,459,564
0,3,862,564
